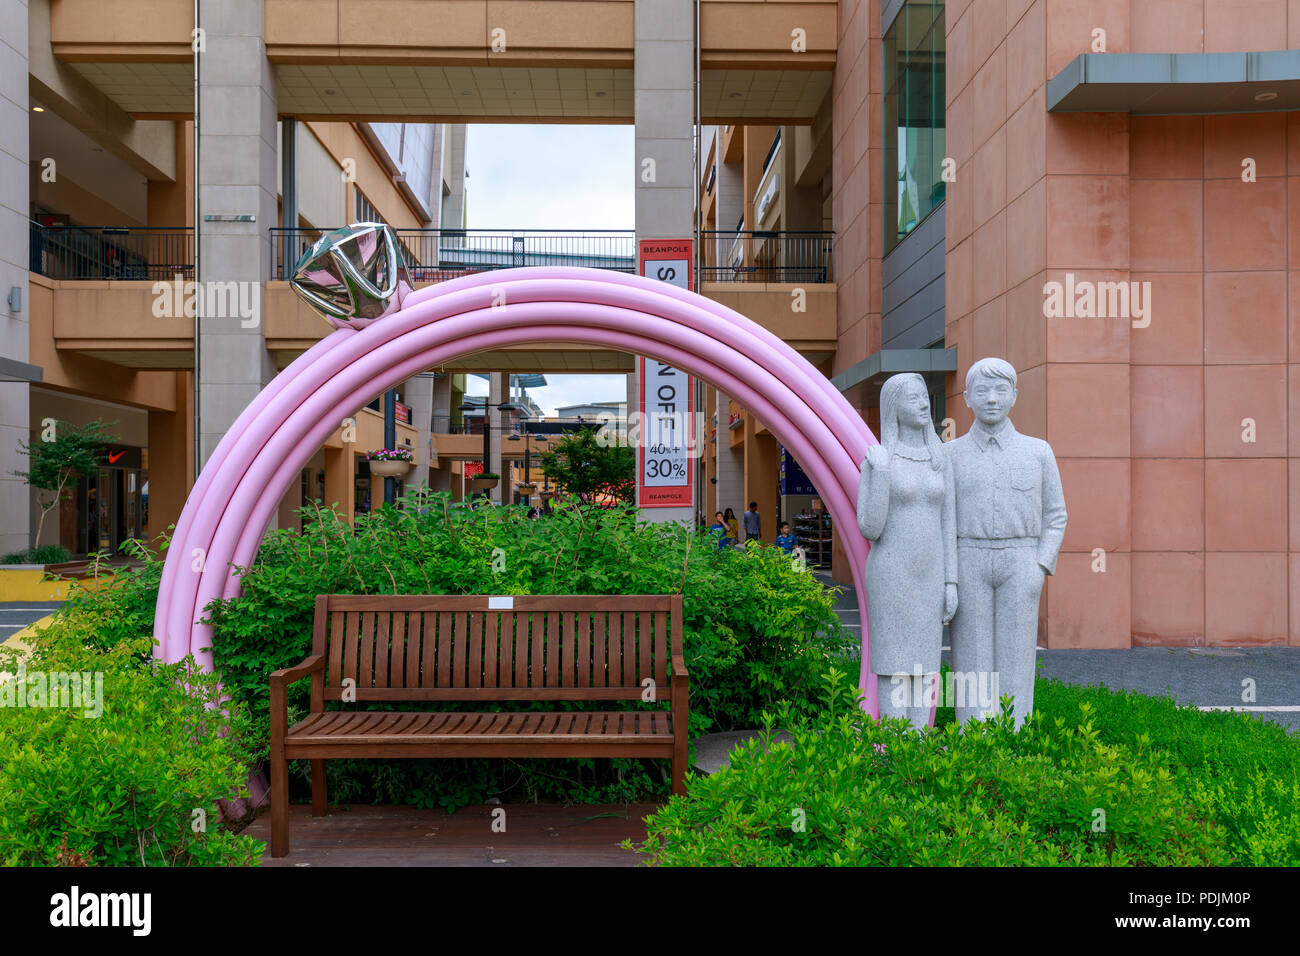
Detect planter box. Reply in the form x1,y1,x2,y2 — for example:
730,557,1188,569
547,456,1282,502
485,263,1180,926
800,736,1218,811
470,476,500,491
368,459,412,478
516,483,538,495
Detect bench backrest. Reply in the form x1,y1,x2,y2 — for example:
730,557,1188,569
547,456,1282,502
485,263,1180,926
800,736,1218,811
310,594,683,704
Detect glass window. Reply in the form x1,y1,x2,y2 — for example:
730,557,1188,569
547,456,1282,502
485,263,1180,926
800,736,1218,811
882,2,946,255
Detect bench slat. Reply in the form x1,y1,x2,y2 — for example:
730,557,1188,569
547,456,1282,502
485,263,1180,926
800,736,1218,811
561,611,576,688
435,611,453,687
468,611,483,689
620,612,636,687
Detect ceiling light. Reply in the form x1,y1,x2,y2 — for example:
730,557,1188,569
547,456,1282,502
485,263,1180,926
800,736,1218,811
324,89,337,95
728,92,742,99
594,90,607,97
32,105,44,112
1255,91,1278,102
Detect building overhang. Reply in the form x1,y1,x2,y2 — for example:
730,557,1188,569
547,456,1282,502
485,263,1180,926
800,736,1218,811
0,356,43,383
1048,50,1300,114
831,348,957,393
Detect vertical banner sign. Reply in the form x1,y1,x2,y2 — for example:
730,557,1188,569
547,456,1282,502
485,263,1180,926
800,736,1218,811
637,239,694,508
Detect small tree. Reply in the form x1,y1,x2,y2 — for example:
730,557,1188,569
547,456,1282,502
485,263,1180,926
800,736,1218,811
15,419,116,552
536,426,635,504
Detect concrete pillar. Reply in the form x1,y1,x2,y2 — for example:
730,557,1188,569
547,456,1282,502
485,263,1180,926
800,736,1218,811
635,0,696,525
743,419,777,544
0,0,30,554
714,138,744,266
197,0,277,469
405,372,434,490
323,444,354,521
489,371,504,503
145,372,194,544
714,390,744,523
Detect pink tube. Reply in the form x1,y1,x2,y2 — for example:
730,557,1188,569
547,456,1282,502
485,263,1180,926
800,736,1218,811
156,268,885,716
155,333,351,658
193,304,858,655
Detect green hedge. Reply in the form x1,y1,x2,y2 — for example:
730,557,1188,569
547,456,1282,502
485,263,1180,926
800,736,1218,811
1033,679,1300,866
0,609,263,866
49,494,852,810
203,495,852,807
633,672,1236,866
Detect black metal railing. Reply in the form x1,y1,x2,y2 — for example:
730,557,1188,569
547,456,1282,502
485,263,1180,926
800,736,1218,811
698,230,833,283
30,223,194,281
272,227,638,281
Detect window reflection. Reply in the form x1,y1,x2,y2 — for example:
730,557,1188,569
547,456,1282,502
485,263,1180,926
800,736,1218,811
883,1,946,254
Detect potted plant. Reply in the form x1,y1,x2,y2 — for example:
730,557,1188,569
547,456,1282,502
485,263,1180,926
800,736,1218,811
471,471,500,491
516,481,538,495
539,489,555,501
366,447,414,478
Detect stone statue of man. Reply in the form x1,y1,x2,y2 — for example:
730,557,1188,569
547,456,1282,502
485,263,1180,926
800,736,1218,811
948,358,1067,729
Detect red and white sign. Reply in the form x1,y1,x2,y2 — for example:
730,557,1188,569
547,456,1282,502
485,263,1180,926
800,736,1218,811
637,239,694,509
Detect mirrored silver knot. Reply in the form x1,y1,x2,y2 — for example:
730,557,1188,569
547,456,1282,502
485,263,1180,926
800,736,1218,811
289,222,412,329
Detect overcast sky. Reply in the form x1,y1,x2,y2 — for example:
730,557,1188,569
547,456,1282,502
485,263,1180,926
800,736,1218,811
463,125,634,416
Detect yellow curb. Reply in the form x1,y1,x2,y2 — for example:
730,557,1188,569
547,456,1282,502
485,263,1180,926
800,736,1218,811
0,568,102,602
2,614,56,658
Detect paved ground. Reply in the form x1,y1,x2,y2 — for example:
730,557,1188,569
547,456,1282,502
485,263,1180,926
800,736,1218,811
0,601,63,646
814,571,1300,733
245,803,652,866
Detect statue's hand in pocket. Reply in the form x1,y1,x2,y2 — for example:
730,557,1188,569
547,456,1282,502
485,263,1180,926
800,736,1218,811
942,583,958,625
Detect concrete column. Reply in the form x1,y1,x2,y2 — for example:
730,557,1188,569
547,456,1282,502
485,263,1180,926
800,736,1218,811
442,125,466,231
197,0,277,469
323,444,354,521
714,390,744,523
279,117,296,277
743,421,777,544
145,372,194,544
0,0,30,554
714,140,744,267
489,371,504,503
405,371,435,489
635,0,696,525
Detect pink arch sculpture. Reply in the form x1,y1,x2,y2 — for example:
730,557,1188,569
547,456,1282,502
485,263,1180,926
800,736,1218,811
154,267,888,716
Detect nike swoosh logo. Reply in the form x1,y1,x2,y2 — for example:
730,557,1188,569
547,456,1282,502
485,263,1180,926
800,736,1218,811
107,450,125,464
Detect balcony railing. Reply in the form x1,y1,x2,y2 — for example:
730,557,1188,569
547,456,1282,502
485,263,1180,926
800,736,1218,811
272,227,637,281
698,230,833,283
30,223,194,281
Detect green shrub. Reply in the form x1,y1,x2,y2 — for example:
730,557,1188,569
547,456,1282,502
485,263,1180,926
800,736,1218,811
66,493,852,810
633,672,1231,866
1034,679,1300,865
2,544,72,565
0,622,263,866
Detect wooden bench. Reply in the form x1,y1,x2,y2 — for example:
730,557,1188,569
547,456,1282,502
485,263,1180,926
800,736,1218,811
268,593,688,857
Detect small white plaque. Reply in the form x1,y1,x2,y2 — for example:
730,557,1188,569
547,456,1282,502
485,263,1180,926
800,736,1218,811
488,596,514,609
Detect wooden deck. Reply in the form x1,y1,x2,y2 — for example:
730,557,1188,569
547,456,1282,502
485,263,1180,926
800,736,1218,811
243,803,658,866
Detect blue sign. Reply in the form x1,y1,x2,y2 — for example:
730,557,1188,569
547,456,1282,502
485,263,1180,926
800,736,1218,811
779,445,816,496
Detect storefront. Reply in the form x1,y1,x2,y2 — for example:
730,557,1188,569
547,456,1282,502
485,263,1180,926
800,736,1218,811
69,444,147,556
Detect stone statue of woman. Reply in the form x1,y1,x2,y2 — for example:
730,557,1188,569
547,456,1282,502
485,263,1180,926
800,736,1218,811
857,373,957,728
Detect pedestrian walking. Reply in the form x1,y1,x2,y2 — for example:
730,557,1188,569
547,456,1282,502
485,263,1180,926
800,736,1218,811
742,501,761,542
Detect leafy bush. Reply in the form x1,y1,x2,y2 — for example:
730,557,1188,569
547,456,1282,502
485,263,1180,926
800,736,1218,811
200,493,851,808
2,544,73,565
0,619,263,866
633,671,1232,866
1034,679,1300,866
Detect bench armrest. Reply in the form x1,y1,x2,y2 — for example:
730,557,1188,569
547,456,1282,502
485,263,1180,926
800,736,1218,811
670,654,689,680
270,654,326,690
269,655,326,749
